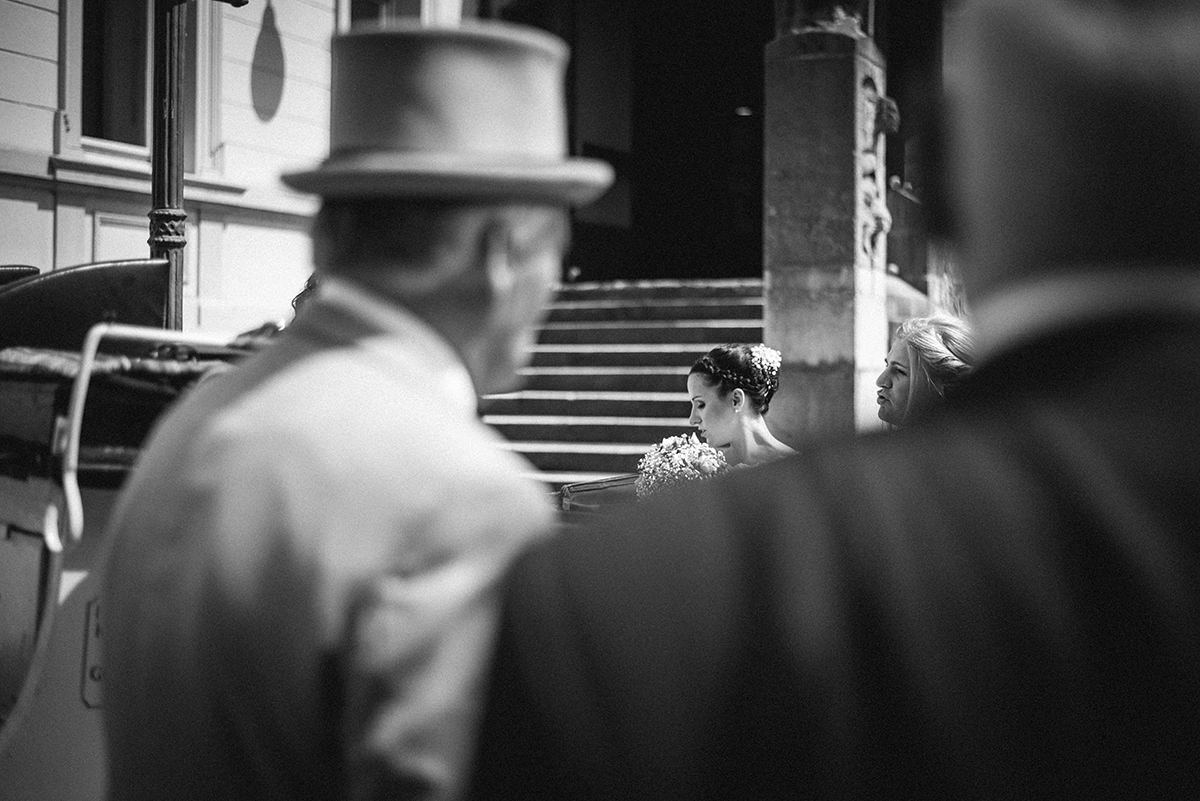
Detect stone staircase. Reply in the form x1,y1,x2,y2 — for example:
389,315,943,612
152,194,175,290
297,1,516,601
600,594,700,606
480,278,765,490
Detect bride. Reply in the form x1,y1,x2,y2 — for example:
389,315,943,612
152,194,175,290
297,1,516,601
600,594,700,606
560,342,795,511
688,343,795,467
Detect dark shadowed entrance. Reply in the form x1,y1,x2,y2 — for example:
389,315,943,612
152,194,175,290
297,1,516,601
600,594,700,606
624,0,774,280
490,0,774,282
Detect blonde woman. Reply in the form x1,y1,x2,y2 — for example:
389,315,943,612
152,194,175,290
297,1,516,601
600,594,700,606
876,314,975,428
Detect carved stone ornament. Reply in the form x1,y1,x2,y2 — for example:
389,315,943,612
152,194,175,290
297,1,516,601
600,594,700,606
857,72,894,267
774,0,869,37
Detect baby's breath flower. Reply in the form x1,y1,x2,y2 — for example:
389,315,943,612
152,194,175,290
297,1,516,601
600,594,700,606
634,433,730,499
749,344,781,383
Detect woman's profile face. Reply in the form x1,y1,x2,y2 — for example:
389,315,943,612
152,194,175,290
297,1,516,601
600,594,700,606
687,373,737,456
875,338,912,426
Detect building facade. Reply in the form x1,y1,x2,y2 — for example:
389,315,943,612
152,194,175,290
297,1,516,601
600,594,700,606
0,0,330,334
0,0,948,331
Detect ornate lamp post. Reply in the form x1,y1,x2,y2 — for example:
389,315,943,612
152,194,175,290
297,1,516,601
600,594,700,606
150,0,248,330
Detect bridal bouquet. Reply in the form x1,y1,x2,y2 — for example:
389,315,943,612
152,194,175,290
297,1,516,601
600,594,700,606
634,433,729,499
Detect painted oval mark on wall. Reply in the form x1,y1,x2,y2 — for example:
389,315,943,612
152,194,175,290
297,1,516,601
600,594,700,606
252,1,285,121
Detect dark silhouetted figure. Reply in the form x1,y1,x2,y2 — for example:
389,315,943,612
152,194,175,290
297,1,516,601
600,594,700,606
467,2,1200,798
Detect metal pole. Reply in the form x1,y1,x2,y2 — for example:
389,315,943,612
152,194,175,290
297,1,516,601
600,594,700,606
149,0,189,331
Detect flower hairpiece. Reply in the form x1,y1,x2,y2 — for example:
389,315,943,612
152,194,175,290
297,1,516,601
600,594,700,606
634,433,729,499
749,344,781,383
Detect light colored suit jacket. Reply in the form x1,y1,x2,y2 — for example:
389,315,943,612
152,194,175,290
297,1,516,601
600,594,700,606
101,280,553,801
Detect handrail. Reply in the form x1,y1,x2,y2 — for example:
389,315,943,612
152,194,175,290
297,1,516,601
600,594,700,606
59,323,245,544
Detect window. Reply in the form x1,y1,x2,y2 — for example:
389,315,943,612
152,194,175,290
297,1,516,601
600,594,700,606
351,0,422,24
81,0,150,147
76,0,199,171
346,1,479,27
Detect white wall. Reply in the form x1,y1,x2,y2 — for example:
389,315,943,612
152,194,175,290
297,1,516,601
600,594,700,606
193,214,313,335
0,188,54,269
0,0,58,154
0,0,334,338
221,1,333,195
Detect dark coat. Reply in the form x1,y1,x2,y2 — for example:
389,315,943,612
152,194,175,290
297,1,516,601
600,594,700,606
468,312,1200,800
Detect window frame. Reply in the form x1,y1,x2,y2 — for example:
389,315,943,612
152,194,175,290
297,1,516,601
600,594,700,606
340,0,470,31
57,0,228,183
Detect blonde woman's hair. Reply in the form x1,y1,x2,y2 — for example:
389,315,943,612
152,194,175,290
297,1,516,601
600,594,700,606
895,313,975,398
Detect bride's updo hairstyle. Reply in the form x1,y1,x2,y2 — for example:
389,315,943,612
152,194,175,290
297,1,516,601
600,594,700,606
689,343,782,414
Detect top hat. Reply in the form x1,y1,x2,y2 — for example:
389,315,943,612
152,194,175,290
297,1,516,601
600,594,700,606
282,21,613,205
946,0,1200,291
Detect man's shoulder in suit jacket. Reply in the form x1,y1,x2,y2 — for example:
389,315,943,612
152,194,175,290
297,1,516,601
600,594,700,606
468,313,1200,801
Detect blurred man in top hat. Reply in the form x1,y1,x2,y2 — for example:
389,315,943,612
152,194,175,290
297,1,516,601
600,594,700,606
466,1,1200,798
100,20,610,801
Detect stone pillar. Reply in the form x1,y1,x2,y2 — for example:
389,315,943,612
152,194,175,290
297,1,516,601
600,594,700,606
764,28,889,441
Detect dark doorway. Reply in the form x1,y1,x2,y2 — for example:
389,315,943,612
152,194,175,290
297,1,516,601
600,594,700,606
490,0,774,282
627,1,773,280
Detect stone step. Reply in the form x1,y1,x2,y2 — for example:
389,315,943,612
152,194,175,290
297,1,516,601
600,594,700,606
545,296,763,323
537,319,762,346
500,440,651,474
554,278,762,303
480,390,687,417
517,366,689,393
484,415,688,445
492,279,767,485
529,345,712,369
